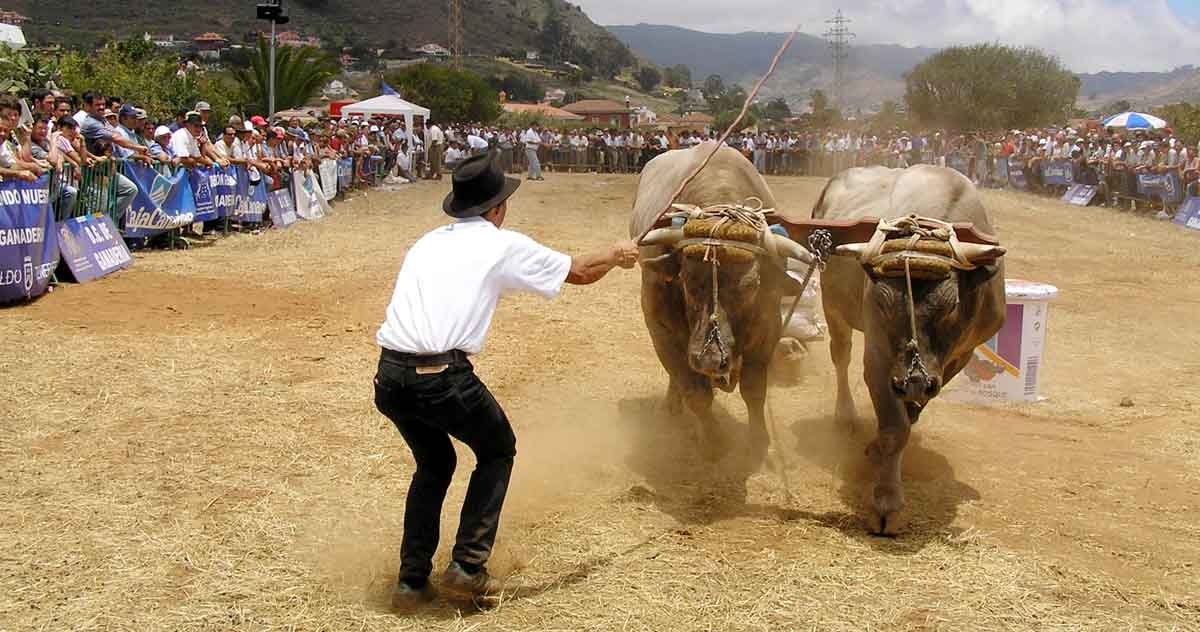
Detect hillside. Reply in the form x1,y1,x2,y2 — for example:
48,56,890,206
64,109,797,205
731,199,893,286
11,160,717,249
606,24,935,110
10,0,626,60
608,23,1197,113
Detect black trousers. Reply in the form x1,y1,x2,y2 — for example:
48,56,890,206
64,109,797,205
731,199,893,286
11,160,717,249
373,351,516,586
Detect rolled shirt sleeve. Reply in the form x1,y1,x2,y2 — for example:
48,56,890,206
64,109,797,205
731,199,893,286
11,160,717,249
500,232,572,298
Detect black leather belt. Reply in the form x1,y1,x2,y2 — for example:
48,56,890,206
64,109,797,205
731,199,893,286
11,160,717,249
381,348,469,368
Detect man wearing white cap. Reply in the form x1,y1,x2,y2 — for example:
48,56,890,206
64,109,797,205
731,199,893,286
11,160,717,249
149,125,176,165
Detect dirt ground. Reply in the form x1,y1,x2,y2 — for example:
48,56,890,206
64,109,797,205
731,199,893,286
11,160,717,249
1,173,1198,631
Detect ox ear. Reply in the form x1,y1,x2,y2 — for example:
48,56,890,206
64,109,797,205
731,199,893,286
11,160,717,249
958,261,1002,298
641,252,680,281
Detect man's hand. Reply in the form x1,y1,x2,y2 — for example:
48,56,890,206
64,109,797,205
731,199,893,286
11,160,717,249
611,239,639,269
16,169,37,183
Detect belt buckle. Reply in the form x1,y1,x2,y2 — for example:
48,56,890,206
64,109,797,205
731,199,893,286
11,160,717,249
415,364,449,375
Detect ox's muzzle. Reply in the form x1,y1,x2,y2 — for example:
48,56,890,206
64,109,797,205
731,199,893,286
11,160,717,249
891,372,942,404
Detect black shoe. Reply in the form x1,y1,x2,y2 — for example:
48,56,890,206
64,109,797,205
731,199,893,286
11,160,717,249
441,561,503,599
391,581,435,611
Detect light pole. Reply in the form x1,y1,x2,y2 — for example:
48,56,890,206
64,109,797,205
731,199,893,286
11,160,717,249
256,0,289,118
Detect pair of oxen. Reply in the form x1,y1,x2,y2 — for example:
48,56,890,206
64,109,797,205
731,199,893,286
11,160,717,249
629,142,1006,535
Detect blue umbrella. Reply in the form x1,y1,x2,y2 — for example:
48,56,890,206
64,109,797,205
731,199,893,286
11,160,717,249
1102,111,1167,130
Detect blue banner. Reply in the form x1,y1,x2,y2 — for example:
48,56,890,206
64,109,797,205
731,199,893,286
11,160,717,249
208,166,238,220
337,158,352,191
231,167,268,223
0,176,59,304
56,214,132,283
1009,159,1028,190
267,188,298,229
189,166,217,222
124,162,196,238
1173,197,1200,231
1136,170,1184,204
1041,161,1074,186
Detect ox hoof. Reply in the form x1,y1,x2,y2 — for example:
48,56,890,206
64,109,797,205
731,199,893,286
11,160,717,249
868,485,907,536
868,510,908,537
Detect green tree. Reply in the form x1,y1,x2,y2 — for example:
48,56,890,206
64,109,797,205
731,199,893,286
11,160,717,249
590,37,633,80
714,107,758,133
868,100,907,133
387,63,500,123
488,72,543,103
0,46,61,94
635,66,661,92
1101,99,1133,117
1152,103,1200,146
232,37,340,115
703,74,725,99
904,43,1079,130
663,64,692,88
538,8,572,63
762,97,791,121
59,37,239,122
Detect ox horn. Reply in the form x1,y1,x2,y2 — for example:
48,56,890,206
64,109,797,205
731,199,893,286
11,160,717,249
957,243,1007,263
640,227,684,248
834,242,872,260
765,232,814,265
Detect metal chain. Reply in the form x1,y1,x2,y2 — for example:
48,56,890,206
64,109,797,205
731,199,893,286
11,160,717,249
903,256,931,387
702,258,728,367
782,228,834,332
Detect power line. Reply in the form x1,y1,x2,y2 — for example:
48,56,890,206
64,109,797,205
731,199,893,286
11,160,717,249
823,9,855,114
448,0,463,69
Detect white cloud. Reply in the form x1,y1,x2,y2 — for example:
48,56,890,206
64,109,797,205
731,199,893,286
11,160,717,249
579,0,1200,72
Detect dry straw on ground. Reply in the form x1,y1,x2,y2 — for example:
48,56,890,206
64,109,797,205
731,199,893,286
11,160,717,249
1,175,1197,631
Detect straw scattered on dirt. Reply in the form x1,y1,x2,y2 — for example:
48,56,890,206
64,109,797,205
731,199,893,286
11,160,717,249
1,174,1198,631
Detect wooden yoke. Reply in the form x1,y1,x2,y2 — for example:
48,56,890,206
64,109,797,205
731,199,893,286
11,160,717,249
762,214,1001,248
647,214,1000,247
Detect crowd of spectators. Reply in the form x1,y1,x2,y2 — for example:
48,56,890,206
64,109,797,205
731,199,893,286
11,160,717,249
3,85,1194,220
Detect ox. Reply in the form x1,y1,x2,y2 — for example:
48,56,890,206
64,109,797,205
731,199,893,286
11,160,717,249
814,165,1006,534
631,143,812,461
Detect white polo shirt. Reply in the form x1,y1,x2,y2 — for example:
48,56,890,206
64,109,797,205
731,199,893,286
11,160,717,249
376,217,572,355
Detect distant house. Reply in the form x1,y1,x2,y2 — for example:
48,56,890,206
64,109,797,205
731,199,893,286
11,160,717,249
143,32,181,48
274,30,323,49
193,32,228,59
525,50,540,61
543,88,567,103
413,43,450,57
502,102,584,121
0,10,28,26
562,99,633,129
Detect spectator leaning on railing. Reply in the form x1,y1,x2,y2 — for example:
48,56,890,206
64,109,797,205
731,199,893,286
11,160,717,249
30,114,78,216
0,96,47,183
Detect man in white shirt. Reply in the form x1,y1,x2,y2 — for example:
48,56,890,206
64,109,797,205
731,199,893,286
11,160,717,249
466,131,489,156
169,112,209,168
425,120,445,180
520,125,542,180
375,152,637,609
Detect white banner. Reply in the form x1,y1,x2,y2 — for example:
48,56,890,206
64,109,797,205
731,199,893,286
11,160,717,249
291,169,325,221
319,159,338,202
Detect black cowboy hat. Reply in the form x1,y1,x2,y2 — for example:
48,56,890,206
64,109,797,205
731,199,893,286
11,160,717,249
442,152,521,218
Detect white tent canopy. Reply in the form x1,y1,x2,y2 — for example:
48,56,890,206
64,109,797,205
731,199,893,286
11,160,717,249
340,94,430,161
341,94,430,119
0,24,26,49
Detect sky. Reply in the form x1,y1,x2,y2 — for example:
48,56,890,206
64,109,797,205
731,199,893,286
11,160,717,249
576,0,1200,73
